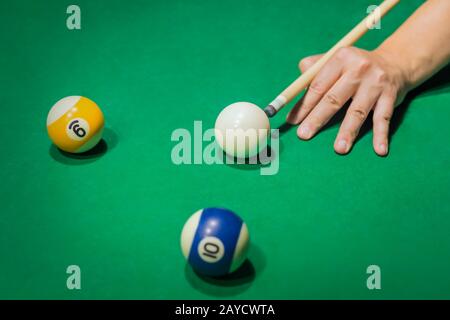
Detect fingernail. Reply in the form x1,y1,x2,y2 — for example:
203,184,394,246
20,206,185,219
299,125,311,139
379,143,388,155
337,139,348,153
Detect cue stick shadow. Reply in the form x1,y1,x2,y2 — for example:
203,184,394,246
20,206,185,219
184,244,266,297
48,127,118,165
274,64,450,155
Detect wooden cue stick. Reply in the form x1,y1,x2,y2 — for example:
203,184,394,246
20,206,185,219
264,0,401,117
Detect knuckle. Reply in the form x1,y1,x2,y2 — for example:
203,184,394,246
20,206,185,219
298,58,309,71
373,68,387,83
299,102,314,112
303,103,316,114
355,58,371,72
375,113,391,123
324,92,342,109
309,81,326,95
350,107,367,121
336,47,353,60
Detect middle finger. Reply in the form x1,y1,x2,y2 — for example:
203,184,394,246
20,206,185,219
297,73,359,140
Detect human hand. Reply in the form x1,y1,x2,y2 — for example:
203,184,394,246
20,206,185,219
287,47,409,156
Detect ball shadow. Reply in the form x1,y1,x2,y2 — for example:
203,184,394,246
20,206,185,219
48,127,118,165
184,259,255,297
184,244,266,297
247,243,266,274
224,142,283,172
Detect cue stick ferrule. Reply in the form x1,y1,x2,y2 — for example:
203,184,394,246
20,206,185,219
264,105,276,117
264,95,287,118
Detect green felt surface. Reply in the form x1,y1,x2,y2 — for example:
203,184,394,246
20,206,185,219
1,0,450,299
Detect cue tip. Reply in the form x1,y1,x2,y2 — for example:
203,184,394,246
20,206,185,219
264,105,277,118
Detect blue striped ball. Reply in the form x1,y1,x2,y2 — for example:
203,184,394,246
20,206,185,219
181,208,250,277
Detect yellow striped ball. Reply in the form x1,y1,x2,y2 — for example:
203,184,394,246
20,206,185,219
47,96,105,153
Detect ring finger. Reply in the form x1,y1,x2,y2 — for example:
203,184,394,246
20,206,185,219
334,83,382,154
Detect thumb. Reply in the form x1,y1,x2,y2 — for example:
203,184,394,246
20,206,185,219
298,54,324,73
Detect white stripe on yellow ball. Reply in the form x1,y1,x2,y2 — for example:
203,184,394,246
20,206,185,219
47,96,81,125
76,126,104,153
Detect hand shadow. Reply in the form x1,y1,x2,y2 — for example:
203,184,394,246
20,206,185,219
357,64,450,145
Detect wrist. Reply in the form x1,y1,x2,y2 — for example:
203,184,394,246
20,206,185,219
374,45,413,93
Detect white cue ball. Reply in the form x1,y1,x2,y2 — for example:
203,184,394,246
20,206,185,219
214,102,270,158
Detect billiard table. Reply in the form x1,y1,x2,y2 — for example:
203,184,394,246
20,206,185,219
1,0,449,299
